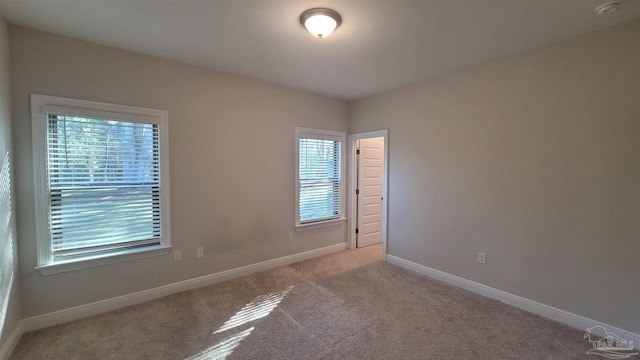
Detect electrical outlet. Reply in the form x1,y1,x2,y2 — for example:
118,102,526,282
478,252,486,265
288,231,294,241
173,250,182,262
196,247,204,258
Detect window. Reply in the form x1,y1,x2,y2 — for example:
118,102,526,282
295,127,345,228
31,94,171,274
0,152,14,338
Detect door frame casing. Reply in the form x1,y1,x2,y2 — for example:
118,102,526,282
347,129,389,261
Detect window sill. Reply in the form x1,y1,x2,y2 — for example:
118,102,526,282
36,245,172,276
295,217,347,231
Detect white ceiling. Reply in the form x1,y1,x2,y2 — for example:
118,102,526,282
1,0,638,100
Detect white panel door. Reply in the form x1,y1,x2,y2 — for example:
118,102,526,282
357,137,384,248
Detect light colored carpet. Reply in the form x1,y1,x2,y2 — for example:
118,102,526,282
10,244,618,359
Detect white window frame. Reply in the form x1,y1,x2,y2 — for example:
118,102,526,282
295,127,346,230
31,94,172,275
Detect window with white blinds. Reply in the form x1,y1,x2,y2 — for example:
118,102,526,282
295,128,345,226
31,95,171,273
48,115,161,261
0,151,14,338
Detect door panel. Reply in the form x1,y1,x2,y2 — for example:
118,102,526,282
364,184,381,196
363,203,381,216
364,166,382,178
357,137,384,248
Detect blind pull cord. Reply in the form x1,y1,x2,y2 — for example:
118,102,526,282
63,116,70,169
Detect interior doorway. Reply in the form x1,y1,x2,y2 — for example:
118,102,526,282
348,130,388,260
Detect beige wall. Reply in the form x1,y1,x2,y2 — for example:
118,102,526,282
350,20,640,333
10,26,348,317
0,16,21,349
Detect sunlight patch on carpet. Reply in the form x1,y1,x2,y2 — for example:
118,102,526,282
213,286,293,334
185,286,294,359
187,326,255,360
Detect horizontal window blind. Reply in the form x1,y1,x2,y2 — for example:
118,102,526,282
298,137,342,223
47,114,161,261
0,152,14,337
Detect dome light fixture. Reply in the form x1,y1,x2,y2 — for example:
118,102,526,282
300,8,342,39
595,2,620,15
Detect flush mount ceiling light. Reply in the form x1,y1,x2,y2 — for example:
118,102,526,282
595,2,620,15
300,8,342,39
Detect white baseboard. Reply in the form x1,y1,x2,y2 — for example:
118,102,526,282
0,321,23,360
20,242,346,334
387,255,640,350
